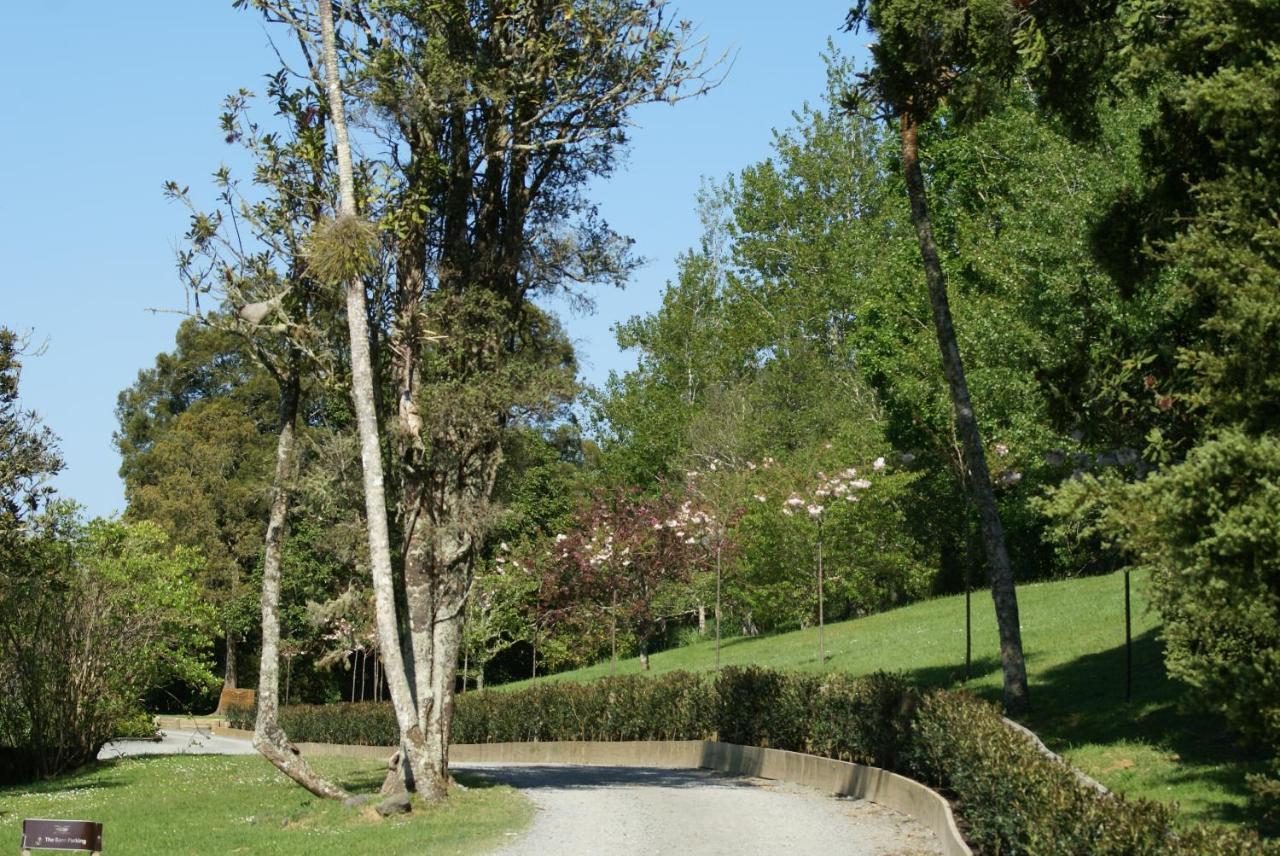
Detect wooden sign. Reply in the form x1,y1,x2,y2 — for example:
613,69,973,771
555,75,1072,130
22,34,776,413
215,687,256,714
21,818,102,854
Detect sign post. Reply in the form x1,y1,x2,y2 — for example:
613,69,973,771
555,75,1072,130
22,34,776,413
21,819,103,855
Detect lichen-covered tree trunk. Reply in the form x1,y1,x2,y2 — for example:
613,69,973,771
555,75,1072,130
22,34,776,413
318,0,431,788
899,114,1029,714
422,546,469,798
253,373,348,800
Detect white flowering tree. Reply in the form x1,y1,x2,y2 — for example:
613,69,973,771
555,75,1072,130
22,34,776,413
461,542,538,691
678,465,745,668
778,459,882,664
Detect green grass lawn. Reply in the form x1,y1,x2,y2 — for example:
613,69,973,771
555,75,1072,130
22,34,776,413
0,755,531,855
510,570,1270,833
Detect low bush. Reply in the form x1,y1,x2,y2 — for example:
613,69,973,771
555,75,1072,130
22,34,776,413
224,703,254,731
224,702,398,746
454,671,717,744
239,668,1275,854
111,710,159,740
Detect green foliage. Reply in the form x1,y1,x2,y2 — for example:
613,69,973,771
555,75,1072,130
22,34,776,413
908,690,1274,855
455,672,718,744
0,328,63,536
116,319,279,691
713,667,913,769
846,0,1021,120
593,53,1149,628
112,710,160,740
1108,432,1280,752
0,513,217,777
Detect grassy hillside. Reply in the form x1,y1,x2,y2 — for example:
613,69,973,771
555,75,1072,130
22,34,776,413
507,570,1269,832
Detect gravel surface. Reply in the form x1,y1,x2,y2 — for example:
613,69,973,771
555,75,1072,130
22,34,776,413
459,763,943,856
101,733,943,854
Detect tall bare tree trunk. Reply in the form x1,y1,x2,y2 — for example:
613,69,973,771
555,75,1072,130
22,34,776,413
816,520,825,666
899,114,1029,714
223,634,238,690
418,544,470,799
253,373,349,799
319,0,431,788
714,540,723,669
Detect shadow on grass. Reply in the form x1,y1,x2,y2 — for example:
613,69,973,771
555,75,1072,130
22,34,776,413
326,765,509,795
898,656,1003,690
453,771,503,790
0,766,132,798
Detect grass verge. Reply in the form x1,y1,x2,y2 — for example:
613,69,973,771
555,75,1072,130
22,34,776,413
0,755,531,855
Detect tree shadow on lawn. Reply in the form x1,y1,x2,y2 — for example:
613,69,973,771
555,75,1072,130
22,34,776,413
324,763,505,795
0,764,136,799
897,655,1003,690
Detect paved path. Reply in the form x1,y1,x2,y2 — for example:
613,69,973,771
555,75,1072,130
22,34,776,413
461,762,941,856
99,728,258,759
102,731,942,855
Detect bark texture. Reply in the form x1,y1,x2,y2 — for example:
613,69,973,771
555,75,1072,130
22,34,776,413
252,375,348,800
899,114,1030,714
223,634,237,690
318,0,431,789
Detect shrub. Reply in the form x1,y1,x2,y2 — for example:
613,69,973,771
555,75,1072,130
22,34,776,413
1114,432,1280,756
0,514,217,778
224,703,255,732
282,702,397,746
112,710,159,740
451,672,718,744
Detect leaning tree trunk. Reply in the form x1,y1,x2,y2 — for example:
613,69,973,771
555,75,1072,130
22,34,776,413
253,372,349,799
318,0,431,788
899,114,1030,714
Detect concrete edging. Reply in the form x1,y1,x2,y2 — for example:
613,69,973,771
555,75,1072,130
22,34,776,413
295,739,970,856
1003,717,1111,796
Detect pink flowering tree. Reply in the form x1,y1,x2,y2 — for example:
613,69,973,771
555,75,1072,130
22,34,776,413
534,489,704,671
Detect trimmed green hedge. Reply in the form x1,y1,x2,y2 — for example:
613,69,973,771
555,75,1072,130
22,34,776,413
228,668,1276,854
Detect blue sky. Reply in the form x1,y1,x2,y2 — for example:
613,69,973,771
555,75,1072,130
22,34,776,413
1,2,862,519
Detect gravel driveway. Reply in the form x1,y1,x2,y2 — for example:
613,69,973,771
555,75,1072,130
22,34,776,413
102,732,943,854
459,762,942,856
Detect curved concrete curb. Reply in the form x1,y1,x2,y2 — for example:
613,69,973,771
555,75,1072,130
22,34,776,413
296,739,970,855
697,742,970,856
1003,717,1111,796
